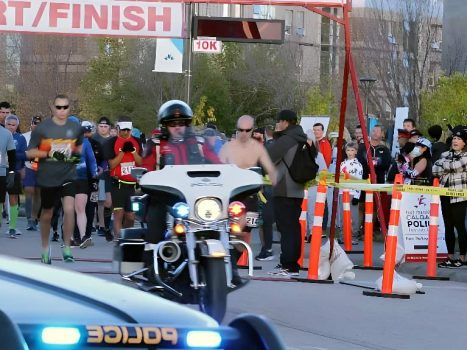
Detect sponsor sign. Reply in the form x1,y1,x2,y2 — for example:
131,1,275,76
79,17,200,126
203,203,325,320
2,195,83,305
154,38,184,73
398,192,448,262
0,0,184,38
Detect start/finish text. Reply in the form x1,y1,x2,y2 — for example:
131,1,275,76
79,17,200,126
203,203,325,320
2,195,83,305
0,0,184,38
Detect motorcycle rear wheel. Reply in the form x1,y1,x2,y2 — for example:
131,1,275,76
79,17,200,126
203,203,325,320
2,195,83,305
198,257,227,323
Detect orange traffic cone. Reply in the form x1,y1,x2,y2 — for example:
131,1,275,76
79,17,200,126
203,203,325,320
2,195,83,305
363,174,409,298
413,178,449,281
294,178,332,283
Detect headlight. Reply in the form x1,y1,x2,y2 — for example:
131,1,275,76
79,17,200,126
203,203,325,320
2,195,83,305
195,198,222,221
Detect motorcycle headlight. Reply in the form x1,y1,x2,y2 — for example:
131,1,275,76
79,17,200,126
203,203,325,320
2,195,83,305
195,198,222,221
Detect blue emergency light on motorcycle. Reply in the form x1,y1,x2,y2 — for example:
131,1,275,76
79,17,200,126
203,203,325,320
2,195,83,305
173,202,190,219
41,327,81,345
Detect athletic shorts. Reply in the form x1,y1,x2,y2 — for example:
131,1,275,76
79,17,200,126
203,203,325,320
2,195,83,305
41,181,76,209
111,179,136,212
0,176,6,203
23,168,37,187
7,172,22,195
75,179,89,195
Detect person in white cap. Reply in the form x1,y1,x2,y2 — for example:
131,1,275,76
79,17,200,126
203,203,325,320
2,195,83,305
103,116,142,240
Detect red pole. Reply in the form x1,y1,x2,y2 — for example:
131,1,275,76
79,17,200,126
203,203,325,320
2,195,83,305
329,4,351,258
347,53,388,238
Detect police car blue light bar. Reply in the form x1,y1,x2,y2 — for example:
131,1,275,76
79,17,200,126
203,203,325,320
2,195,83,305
186,330,222,347
41,327,81,345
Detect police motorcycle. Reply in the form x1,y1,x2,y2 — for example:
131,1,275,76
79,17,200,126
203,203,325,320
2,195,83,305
113,164,262,323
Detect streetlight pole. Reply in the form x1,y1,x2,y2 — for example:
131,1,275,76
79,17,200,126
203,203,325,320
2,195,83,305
359,77,377,132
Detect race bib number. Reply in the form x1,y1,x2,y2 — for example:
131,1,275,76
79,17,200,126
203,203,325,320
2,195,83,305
246,212,259,228
121,162,135,176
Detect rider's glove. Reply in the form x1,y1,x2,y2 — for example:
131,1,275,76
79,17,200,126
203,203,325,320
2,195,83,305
122,141,135,153
6,171,15,190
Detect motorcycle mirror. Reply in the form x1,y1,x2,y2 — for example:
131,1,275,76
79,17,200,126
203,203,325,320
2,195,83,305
130,167,148,181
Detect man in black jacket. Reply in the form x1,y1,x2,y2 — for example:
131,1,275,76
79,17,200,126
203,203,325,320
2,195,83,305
267,110,308,277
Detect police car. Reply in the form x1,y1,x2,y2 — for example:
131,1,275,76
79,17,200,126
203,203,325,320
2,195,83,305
0,255,286,350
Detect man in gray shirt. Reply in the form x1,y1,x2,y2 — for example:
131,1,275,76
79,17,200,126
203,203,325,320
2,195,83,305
0,125,16,234
27,94,83,264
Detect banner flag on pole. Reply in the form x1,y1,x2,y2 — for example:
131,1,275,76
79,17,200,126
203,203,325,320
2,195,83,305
154,38,184,73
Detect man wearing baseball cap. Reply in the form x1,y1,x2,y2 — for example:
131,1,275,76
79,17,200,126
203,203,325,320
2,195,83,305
266,110,309,277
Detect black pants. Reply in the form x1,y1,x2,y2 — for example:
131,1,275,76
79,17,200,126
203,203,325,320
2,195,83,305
440,197,467,256
274,196,303,272
261,186,274,251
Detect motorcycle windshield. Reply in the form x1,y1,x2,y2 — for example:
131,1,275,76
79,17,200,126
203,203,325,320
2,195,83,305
139,164,262,220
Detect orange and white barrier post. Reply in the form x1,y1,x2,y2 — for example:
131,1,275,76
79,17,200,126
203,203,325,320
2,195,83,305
354,183,382,270
299,190,308,268
363,174,409,298
363,190,374,266
342,173,363,254
294,178,332,283
237,233,262,271
342,187,353,252
413,178,449,281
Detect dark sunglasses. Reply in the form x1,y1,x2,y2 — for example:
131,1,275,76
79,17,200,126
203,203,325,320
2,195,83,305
120,128,131,132
237,128,253,133
167,120,187,127
55,105,69,110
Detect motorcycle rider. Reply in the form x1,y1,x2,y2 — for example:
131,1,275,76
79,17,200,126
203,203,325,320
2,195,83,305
145,100,218,245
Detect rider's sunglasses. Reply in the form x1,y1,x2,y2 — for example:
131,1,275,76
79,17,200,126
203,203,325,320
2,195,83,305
237,128,252,133
55,105,69,110
167,120,187,127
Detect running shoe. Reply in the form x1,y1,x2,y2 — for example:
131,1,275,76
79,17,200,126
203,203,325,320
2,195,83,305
80,236,94,249
62,247,75,263
26,219,37,231
8,229,17,239
41,248,51,264
97,227,106,236
104,229,114,242
51,232,59,242
268,268,299,277
255,249,274,261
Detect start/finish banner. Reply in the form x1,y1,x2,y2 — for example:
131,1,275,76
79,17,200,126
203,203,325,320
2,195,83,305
0,0,184,38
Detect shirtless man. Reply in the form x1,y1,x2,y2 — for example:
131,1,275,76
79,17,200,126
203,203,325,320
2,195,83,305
219,115,276,182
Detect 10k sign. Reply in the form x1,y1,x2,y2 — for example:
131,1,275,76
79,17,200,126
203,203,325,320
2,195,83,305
193,38,222,53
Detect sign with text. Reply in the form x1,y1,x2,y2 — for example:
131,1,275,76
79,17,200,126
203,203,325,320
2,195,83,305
193,38,222,53
0,0,184,38
399,193,448,262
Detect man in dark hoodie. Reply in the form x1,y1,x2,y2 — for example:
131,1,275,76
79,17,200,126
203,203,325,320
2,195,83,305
267,110,308,277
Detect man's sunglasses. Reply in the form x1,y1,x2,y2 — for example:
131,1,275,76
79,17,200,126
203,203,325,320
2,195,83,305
55,105,69,110
237,128,253,133
120,128,132,132
167,120,187,127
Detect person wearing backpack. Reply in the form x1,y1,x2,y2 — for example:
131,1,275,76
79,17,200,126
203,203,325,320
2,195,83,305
267,109,316,277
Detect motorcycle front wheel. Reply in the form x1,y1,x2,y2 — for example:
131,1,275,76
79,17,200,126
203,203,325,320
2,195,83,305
198,257,227,323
